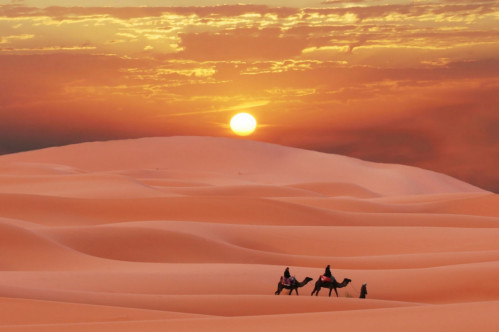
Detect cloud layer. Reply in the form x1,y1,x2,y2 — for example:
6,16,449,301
0,1,498,191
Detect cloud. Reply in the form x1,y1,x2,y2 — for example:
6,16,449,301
0,54,132,107
0,2,497,192
1,2,497,64
322,0,366,5
0,34,34,44
0,4,298,20
320,129,440,165
305,2,498,21
177,28,309,60
259,78,499,192
2,2,494,24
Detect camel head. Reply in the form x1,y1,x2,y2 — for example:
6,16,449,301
345,278,352,284
304,277,313,282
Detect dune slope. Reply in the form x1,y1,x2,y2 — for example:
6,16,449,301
0,137,497,331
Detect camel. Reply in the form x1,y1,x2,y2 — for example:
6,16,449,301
360,283,368,298
275,277,313,295
310,276,352,297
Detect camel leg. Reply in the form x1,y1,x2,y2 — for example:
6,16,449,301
275,284,282,295
334,288,339,297
295,288,299,296
328,287,333,297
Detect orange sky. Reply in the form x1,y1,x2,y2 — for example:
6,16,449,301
0,0,498,191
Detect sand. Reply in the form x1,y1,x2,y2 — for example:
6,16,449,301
0,136,497,331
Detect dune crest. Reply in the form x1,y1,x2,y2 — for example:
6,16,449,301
0,136,484,196
0,137,497,331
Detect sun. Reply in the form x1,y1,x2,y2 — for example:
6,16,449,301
230,113,257,136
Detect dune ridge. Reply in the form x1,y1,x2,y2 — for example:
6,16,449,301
0,137,497,331
0,137,484,195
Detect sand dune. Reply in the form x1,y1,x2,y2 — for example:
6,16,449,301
0,137,497,331
279,193,498,217
0,297,204,326
4,301,493,332
0,137,484,195
289,182,381,198
0,174,169,198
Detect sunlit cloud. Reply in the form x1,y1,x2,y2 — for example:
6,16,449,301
0,1,497,191
0,45,96,52
0,33,34,43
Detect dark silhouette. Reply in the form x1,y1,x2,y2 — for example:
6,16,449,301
360,283,368,298
275,277,313,295
283,267,291,285
311,277,352,297
324,265,332,278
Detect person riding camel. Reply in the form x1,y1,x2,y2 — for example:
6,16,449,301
282,267,294,286
321,264,334,282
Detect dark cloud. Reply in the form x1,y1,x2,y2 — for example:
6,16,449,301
0,100,203,155
319,129,439,165
261,85,499,193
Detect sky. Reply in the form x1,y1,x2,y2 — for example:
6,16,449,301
0,0,498,191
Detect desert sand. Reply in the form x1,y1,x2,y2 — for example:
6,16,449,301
0,136,497,331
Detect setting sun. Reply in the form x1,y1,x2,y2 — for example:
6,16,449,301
230,113,257,136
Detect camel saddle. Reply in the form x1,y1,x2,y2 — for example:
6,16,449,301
320,275,332,282
281,276,296,286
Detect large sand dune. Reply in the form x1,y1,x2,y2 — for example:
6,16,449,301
0,136,497,331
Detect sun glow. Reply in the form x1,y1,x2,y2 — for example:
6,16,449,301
230,113,257,136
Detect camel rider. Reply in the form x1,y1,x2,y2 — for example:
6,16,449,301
324,265,332,278
283,267,291,285
322,265,334,282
